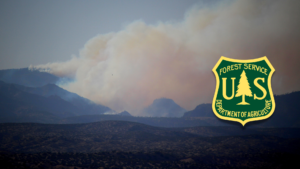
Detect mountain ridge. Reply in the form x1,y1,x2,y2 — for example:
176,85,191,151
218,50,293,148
0,68,59,87
14,83,111,115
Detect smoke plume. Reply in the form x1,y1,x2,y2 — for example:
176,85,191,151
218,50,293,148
32,0,300,115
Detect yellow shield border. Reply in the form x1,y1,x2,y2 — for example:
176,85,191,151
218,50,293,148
212,56,276,126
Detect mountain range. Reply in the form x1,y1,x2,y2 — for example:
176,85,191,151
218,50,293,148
0,68,300,128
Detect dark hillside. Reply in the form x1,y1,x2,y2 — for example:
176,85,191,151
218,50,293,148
0,68,59,87
0,121,300,168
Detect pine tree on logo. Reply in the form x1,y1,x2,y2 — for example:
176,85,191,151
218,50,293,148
235,70,253,105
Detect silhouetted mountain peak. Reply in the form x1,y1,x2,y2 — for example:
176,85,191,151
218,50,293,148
152,98,176,106
118,111,132,116
143,98,186,117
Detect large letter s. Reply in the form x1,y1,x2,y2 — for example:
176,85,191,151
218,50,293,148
254,78,267,100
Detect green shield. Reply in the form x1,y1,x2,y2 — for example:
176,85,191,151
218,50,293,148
212,56,275,126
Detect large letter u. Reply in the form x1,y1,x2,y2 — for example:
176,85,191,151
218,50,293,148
222,77,235,100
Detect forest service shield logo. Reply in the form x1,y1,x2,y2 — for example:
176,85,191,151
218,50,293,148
212,56,275,126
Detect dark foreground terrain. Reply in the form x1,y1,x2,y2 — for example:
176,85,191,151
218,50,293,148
0,121,300,168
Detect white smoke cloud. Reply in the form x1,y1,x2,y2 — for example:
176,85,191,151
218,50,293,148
32,0,300,116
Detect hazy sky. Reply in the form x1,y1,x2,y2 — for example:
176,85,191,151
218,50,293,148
2,0,300,115
0,0,206,69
